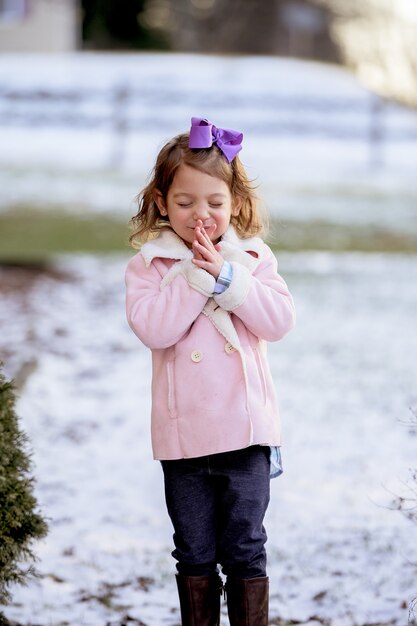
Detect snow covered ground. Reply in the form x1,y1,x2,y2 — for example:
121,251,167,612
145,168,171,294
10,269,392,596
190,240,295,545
0,251,416,626
0,52,416,626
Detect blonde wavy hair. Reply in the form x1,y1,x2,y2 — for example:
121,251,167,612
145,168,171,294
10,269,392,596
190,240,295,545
128,131,267,248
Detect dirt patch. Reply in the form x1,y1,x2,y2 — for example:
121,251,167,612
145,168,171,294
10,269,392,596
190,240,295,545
0,262,75,294
0,262,77,389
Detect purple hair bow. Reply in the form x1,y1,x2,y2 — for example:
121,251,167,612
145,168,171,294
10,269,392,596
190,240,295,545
188,117,243,162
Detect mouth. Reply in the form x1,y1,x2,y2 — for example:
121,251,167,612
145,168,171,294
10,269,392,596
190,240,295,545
189,224,215,230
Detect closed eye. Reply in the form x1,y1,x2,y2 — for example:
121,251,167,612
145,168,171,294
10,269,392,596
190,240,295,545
210,203,223,208
177,203,192,208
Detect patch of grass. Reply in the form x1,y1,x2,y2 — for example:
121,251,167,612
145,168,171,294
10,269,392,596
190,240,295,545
0,206,131,262
1,207,417,263
267,218,417,253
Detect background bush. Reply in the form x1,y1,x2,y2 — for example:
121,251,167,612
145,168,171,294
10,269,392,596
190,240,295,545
0,365,48,606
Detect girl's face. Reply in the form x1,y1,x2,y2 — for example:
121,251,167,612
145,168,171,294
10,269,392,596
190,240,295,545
156,164,240,246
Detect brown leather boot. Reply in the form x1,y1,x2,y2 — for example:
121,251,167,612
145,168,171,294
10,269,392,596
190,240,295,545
226,576,269,626
175,573,223,626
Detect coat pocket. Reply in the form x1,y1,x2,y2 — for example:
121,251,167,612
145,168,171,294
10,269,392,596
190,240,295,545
253,347,267,406
166,361,178,419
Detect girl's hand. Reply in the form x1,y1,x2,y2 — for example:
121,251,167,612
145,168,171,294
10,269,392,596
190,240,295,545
191,220,205,262
192,221,224,279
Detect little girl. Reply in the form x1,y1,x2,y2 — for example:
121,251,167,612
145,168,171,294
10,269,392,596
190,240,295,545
125,117,295,626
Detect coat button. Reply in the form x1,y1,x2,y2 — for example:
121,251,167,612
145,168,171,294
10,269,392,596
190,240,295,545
191,350,203,362
224,342,236,354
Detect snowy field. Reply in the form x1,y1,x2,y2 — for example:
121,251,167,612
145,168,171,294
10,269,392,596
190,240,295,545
0,52,417,626
0,252,416,626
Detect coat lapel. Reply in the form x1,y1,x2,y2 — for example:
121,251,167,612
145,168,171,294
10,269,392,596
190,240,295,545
140,228,192,267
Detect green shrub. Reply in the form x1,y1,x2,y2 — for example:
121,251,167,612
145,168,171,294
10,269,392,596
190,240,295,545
0,364,48,605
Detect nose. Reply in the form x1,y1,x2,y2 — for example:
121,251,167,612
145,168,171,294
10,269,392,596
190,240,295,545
192,204,209,220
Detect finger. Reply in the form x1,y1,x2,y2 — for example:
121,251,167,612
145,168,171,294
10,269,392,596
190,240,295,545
201,225,216,242
194,229,211,252
193,240,214,260
192,239,204,260
197,227,215,250
192,258,211,270
204,224,217,239
193,249,204,261
192,258,223,281
193,221,203,240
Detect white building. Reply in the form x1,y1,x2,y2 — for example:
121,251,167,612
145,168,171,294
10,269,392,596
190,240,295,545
0,0,79,52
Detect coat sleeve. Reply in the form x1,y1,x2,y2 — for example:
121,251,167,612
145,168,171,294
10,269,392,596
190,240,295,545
125,253,212,349
213,244,295,342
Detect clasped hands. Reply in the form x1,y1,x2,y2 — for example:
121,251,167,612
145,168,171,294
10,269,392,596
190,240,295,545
191,220,224,280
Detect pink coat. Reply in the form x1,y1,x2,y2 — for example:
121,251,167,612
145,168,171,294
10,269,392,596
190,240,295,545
125,226,295,460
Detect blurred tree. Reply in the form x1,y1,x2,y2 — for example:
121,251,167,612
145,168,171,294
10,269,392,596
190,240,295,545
138,0,339,60
279,0,339,61
81,0,340,61
311,0,417,108
81,0,170,49
168,0,276,54
0,365,48,608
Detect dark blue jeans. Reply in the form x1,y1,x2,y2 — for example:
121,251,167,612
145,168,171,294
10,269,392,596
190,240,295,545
161,445,270,579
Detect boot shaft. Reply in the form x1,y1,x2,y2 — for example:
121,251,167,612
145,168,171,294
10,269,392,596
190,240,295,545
176,573,223,626
226,576,269,626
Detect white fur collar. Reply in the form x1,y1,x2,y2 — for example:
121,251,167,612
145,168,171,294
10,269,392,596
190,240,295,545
140,228,192,267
